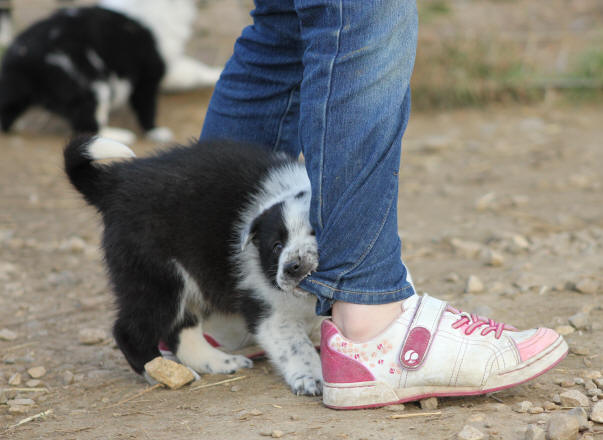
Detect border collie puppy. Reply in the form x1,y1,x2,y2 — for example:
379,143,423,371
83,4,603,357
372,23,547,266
0,6,172,143
64,136,323,395
99,0,222,91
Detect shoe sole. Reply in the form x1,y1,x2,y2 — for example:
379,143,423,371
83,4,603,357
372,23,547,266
323,336,568,410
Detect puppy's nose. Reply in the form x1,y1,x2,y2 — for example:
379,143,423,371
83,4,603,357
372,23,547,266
284,260,302,277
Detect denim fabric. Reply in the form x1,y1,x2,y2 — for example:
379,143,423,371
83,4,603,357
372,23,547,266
201,0,418,315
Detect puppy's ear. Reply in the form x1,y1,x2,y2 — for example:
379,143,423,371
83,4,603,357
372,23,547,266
241,216,261,251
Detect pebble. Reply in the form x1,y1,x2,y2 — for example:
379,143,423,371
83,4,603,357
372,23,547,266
525,424,546,440
574,378,585,385
559,390,590,407
575,278,598,294
553,394,561,404
569,345,590,356
528,406,544,414
546,414,579,440
555,325,575,336
483,248,505,267
475,192,497,211
144,357,194,389
8,398,35,407
445,272,461,283
467,413,486,423
543,401,558,411
568,312,590,330
0,328,18,341
63,370,75,385
28,366,47,378
591,401,603,423
583,371,601,380
587,389,602,397
457,424,486,440
8,372,22,386
420,397,438,410
450,238,483,258
507,234,530,253
26,379,42,387
230,385,241,392
596,378,603,388
566,407,590,431
466,275,484,294
58,236,87,253
78,328,108,345
513,400,533,413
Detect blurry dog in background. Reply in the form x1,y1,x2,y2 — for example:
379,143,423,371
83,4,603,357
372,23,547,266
64,136,324,395
0,6,172,143
0,0,222,142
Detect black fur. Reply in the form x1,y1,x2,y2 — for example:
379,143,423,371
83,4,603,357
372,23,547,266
64,136,297,374
0,6,164,134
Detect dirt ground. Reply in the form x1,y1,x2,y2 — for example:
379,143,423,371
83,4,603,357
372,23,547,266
1,93,602,439
1,1,603,439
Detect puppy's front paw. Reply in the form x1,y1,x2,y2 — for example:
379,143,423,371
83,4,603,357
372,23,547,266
290,373,323,396
202,354,253,375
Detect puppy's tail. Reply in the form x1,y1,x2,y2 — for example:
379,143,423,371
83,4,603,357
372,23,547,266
64,135,136,208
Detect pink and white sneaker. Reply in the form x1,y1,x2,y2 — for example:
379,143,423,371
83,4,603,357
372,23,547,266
321,293,568,409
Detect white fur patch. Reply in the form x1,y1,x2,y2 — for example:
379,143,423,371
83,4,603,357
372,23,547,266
86,137,136,162
98,127,137,144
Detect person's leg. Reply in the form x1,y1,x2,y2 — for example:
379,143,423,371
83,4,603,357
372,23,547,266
200,0,304,158
294,0,417,327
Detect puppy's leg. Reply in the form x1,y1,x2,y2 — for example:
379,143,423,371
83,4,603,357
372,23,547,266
113,312,162,374
161,57,222,91
255,313,323,396
173,321,253,374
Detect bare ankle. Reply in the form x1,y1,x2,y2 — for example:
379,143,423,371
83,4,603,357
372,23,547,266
331,300,406,342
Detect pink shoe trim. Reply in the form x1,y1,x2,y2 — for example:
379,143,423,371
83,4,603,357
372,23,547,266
400,327,431,369
514,328,559,362
320,320,375,384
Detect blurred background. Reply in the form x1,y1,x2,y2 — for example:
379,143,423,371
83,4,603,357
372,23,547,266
3,0,602,110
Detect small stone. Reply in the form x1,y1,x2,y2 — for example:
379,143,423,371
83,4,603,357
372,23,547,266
26,379,42,387
483,248,505,267
271,430,284,438
595,378,603,388
507,234,530,253
420,397,438,410
525,424,546,440
8,372,22,386
451,238,483,258
8,406,31,414
553,394,561,404
544,401,558,411
574,378,585,385
574,278,598,294
528,406,544,414
566,407,589,431
63,370,75,385
555,325,575,336
230,385,241,392
559,390,590,407
513,400,533,413
59,236,87,253
583,371,602,380
0,390,7,404
546,414,579,440
384,404,405,412
249,409,263,416
27,366,47,378
568,312,590,330
445,272,460,283
586,389,602,397
590,401,603,423
144,357,194,389
78,328,108,345
559,380,575,388
569,345,590,356
466,275,484,294
457,424,486,440
0,328,18,341
475,192,497,211
467,413,486,423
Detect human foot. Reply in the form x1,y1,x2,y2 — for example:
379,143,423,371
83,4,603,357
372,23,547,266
321,293,568,409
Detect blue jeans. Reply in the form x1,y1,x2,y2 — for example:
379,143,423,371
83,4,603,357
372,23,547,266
201,0,418,315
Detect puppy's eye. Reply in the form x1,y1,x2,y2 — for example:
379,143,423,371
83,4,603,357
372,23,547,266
273,242,283,253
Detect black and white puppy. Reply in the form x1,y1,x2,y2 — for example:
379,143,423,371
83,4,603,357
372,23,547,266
64,136,323,395
0,6,171,143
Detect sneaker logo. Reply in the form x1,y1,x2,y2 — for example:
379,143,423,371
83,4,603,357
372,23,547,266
399,326,431,369
403,349,419,365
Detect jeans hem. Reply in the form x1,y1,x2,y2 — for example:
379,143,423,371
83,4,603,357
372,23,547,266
299,278,415,316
